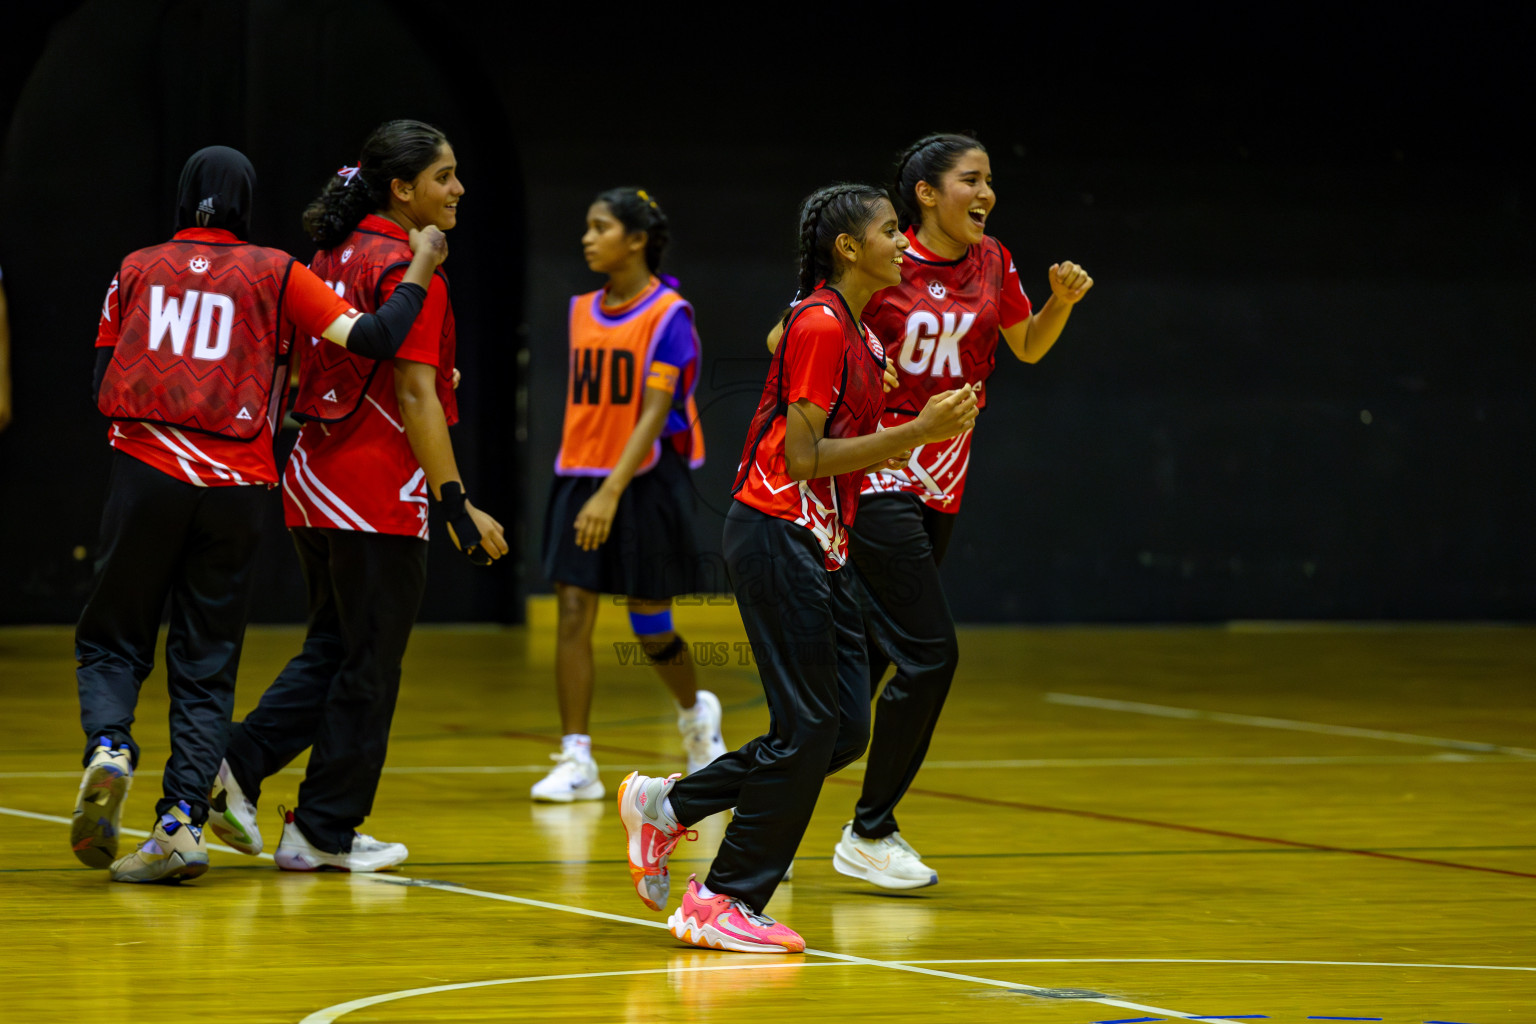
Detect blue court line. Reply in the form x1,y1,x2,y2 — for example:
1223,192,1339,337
1307,1018,1383,1021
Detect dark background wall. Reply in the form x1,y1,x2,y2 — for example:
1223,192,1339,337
1,4,1530,624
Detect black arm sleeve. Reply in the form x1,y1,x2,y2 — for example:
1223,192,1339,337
92,347,112,401
343,281,428,360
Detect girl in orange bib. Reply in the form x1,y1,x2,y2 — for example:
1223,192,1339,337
534,187,722,802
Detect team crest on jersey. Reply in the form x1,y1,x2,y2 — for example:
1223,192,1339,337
189,255,210,274
341,246,355,264
866,330,884,360
927,281,946,300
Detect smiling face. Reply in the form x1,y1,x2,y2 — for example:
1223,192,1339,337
919,148,994,251
581,201,646,276
833,198,908,290
861,199,909,288
393,143,463,231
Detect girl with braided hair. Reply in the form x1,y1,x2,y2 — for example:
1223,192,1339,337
774,132,1094,890
532,187,723,802
617,184,977,953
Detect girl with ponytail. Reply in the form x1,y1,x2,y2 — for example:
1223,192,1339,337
778,133,1094,892
532,187,724,803
615,184,978,953
210,120,508,874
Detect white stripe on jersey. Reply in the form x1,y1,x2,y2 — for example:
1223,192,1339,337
289,448,351,528
922,430,970,486
168,426,245,484
282,475,314,527
364,394,406,433
292,445,377,532
139,423,214,486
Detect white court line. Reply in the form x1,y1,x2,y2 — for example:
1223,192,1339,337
299,963,849,1024
0,805,271,859
916,753,1519,769
2,752,1523,782
4,806,1519,1017
1046,693,1536,758
0,765,628,780
313,875,1201,1022
904,958,1536,972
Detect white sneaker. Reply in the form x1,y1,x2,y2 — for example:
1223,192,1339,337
273,809,408,872
208,759,262,855
70,736,134,868
531,750,604,803
832,823,937,889
678,690,726,775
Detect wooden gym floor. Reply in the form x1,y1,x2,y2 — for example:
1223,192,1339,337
2,605,1533,1022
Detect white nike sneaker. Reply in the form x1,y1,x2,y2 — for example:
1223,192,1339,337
677,690,726,775
530,750,604,803
832,822,937,889
208,758,262,855
273,809,408,872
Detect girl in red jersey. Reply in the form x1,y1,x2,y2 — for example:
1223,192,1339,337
73,145,448,883
533,187,724,803
780,133,1094,890
207,121,508,873
617,184,978,953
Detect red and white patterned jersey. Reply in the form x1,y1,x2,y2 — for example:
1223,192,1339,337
281,217,455,539
859,229,1032,513
731,289,887,570
94,227,352,487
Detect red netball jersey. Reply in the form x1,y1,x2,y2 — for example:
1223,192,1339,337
281,215,456,539
860,229,1031,512
732,289,887,570
94,227,352,486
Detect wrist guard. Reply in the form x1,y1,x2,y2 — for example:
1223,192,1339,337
435,481,491,566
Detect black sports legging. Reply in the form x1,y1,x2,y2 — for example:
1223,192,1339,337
844,492,959,840
223,526,426,854
668,501,870,913
76,449,269,825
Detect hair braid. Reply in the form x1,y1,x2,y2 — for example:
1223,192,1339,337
302,119,449,248
781,182,890,324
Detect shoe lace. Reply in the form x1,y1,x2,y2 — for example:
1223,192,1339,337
731,897,776,928
654,825,698,859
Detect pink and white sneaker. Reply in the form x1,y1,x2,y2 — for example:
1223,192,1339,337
668,875,806,953
618,771,695,910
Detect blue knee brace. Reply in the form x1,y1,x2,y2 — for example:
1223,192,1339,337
629,608,673,636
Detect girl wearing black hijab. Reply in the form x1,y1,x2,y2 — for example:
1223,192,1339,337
72,145,446,883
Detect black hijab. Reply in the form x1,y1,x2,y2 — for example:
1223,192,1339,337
175,146,256,237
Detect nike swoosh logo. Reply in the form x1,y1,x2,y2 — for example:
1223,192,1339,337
857,850,891,870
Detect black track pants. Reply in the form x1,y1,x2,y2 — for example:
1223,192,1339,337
845,492,958,840
76,450,268,824
668,501,870,913
224,526,426,853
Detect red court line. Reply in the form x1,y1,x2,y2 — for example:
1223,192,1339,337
498,731,1536,880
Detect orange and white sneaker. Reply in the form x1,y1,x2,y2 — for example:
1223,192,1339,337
668,875,806,953
618,771,694,911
